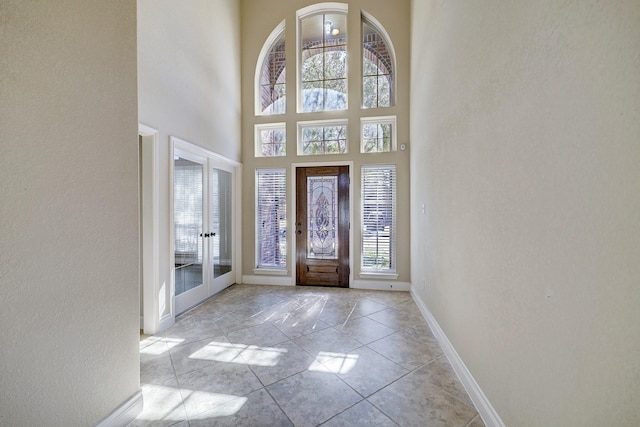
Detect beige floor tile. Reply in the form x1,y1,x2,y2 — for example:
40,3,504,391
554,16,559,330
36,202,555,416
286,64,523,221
176,363,262,419
351,298,390,316
368,370,478,427
140,348,175,386
320,400,397,427
317,345,408,397
129,377,187,426
188,388,293,426
362,290,413,307
243,340,316,386
162,313,222,346
270,312,332,339
267,370,362,427
417,355,474,407
466,414,487,427
226,322,290,347
367,328,442,370
336,316,396,345
294,327,363,356
168,337,234,376
366,307,427,331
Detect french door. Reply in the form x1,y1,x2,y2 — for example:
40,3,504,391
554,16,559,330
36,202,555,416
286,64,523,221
296,166,350,287
173,146,236,315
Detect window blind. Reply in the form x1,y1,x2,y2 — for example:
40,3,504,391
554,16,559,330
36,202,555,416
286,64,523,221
256,169,287,268
174,159,203,266
361,165,396,271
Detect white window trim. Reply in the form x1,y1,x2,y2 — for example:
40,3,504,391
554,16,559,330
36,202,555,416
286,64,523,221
360,115,397,153
359,271,399,280
297,118,349,156
254,122,286,157
361,163,397,274
255,20,286,116
296,3,349,114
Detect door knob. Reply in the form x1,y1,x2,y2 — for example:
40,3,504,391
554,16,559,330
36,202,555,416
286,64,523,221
296,230,302,235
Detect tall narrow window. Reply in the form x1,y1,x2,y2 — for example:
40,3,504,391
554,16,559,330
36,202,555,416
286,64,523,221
362,14,395,108
299,8,348,112
361,165,396,272
256,169,287,269
256,22,286,115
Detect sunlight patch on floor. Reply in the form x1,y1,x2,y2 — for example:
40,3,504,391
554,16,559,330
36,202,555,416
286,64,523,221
189,341,287,366
140,337,184,355
308,351,359,374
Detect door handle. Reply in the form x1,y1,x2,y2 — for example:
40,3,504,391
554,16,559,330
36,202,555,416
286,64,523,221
296,230,302,235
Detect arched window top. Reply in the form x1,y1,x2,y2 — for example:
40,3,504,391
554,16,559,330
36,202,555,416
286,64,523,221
255,20,286,116
362,11,396,108
297,3,349,113
296,2,349,21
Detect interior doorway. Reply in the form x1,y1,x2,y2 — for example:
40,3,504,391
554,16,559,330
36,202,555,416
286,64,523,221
172,140,237,315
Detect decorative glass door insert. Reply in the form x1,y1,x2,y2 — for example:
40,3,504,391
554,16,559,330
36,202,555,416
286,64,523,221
307,176,338,259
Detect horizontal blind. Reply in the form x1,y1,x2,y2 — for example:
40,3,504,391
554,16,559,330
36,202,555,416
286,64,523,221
174,160,203,266
257,168,287,268
361,165,396,271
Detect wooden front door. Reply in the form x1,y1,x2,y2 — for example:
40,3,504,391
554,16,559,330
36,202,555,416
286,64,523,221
296,166,349,287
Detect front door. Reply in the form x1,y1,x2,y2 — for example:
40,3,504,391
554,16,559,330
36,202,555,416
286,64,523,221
296,166,349,287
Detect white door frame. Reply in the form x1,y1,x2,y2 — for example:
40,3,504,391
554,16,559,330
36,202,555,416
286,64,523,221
139,124,166,335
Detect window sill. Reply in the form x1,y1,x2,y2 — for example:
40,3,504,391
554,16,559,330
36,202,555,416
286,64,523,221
359,272,399,280
253,268,289,276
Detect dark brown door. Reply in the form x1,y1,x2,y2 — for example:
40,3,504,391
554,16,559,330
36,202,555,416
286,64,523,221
296,166,349,287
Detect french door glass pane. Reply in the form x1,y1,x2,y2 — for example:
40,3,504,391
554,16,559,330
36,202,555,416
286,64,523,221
174,157,203,295
211,169,233,278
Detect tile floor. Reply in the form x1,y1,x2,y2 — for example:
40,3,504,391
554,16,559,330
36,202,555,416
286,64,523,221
133,284,485,427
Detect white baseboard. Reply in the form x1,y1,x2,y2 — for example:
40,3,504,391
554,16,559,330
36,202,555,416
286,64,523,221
241,275,294,286
410,287,505,427
96,390,143,427
352,279,411,291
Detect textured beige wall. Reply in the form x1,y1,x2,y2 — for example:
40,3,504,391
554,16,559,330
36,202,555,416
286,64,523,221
0,1,140,425
410,1,640,425
138,0,242,317
240,0,411,282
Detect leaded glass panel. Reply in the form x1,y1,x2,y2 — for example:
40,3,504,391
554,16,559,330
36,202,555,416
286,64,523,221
307,176,338,259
